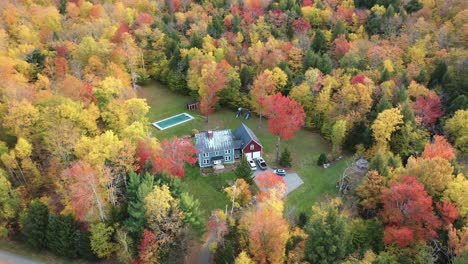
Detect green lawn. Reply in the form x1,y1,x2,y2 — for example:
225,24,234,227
138,82,350,218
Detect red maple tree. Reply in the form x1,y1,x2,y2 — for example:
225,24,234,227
256,171,286,193
436,202,459,226
412,94,443,127
333,34,350,58
293,17,311,35
152,138,197,178
199,63,229,122
263,93,305,163
381,176,441,247
422,135,456,161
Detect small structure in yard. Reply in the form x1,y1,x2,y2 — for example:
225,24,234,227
356,158,369,171
186,101,199,110
195,123,263,168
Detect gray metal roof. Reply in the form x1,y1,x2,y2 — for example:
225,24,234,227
195,129,235,153
234,123,261,148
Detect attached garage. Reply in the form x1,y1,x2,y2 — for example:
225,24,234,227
235,123,263,160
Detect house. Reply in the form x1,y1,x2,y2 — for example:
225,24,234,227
195,129,236,168
234,123,263,160
195,123,263,167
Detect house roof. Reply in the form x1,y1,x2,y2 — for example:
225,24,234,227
195,129,235,153
234,123,262,148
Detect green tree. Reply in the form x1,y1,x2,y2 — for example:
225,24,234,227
279,147,292,167
317,153,328,166
21,199,49,249
304,207,350,263
404,0,423,14
90,223,116,258
0,170,19,238
235,157,253,185
46,214,82,258
311,30,327,54
124,171,154,240
332,20,347,41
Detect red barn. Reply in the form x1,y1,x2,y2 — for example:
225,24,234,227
234,123,263,159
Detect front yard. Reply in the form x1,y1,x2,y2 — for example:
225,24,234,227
138,82,350,220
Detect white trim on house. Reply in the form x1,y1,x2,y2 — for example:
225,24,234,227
203,153,209,158
215,151,219,156
224,156,231,161
203,159,209,165
225,149,231,154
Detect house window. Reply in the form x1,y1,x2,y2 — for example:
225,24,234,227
203,159,209,164
224,156,231,161
250,144,255,150
203,153,209,157
225,149,231,154
214,151,219,156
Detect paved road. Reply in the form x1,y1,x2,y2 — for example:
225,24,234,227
0,250,43,264
197,231,215,264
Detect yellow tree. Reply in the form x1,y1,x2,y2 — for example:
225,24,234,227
404,157,454,196
371,108,403,151
443,174,468,218
3,99,39,138
235,251,255,264
445,109,468,153
224,178,252,213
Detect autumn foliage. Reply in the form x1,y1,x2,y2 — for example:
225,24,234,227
264,93,305,140
422,135,456,161
381,176,441,247
412,94,444,126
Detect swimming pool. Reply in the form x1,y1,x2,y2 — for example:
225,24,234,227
152,113,194,130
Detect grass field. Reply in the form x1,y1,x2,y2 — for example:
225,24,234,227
137,82,350,219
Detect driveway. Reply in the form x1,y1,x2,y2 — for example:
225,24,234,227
0,250,43,264
253,166,304,195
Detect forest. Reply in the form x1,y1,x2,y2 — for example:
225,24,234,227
0,0,467,263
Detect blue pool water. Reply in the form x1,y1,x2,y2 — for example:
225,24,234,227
152,113,194,130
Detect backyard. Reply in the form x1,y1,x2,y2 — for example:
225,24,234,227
138,82,350,220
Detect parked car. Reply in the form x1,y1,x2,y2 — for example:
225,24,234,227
247,159,257,171
255,157,268,170
274,169,286,176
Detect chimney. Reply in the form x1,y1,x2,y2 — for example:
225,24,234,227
207,130,213,139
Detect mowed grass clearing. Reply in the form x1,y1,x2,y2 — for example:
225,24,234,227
137,82,350,219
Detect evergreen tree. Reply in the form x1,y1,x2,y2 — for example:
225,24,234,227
240,65,254,91
319,54,333,74
46,214,81,258
317,153,328,166
428,61,447,88
380,69,390,83
21,199,49,249
394,86,407,104
304,208,350,263
311,30,327,54
303,50,322,70
189,32,202,48
376,95,392,114
124,171,154,240
279,147,292,167
235,157,253,185
332,20,347,41
404,0,423,14
207,15,226,38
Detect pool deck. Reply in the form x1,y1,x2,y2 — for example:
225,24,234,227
152,113,194,130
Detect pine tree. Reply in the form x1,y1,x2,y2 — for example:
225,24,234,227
235,157,253,185
311,30,327,54
317,153,328,166
404,0,423,14
46,214,81,258
125,171,154,240
22,199,49,249
319,54,332,74
279,147,292,167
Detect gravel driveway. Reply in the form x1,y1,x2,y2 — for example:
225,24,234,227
253,166,304,195
0,250,43,264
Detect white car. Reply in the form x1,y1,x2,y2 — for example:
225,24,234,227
247,159,257,171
